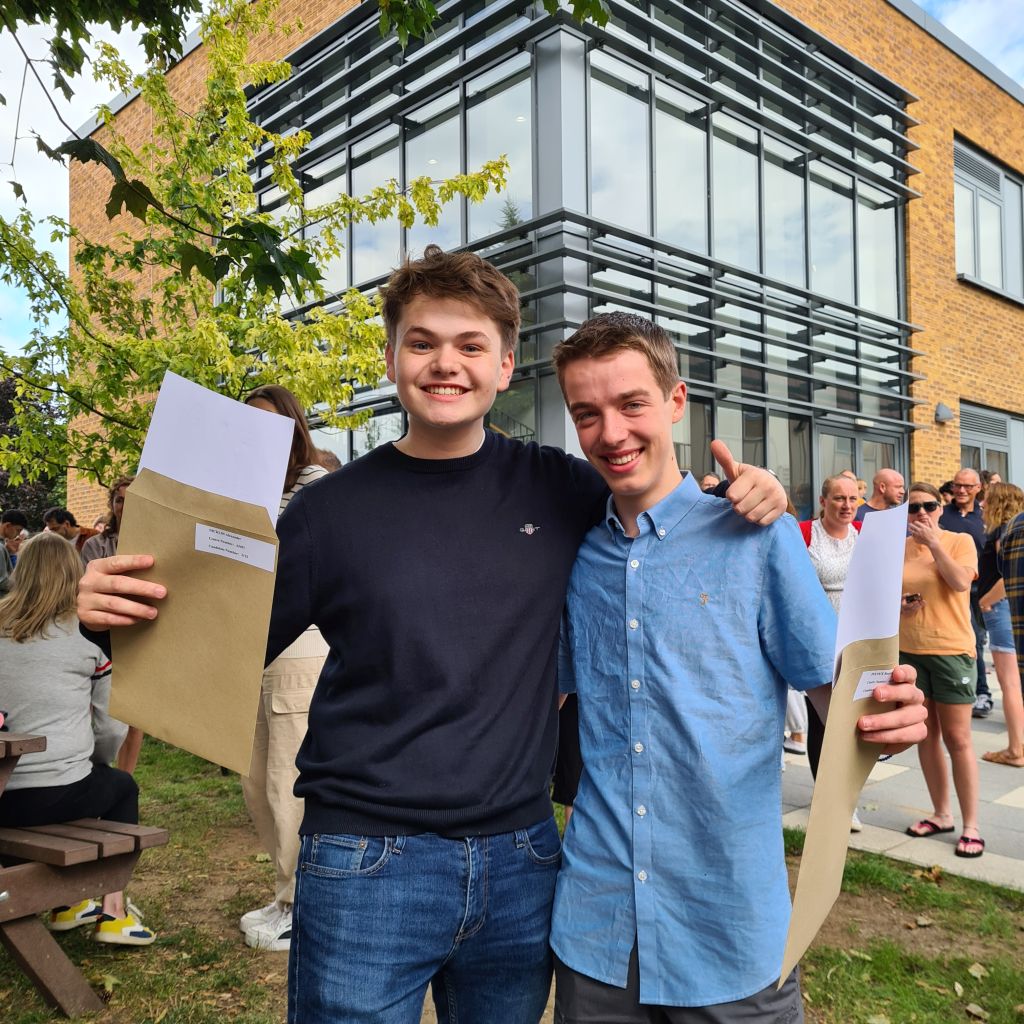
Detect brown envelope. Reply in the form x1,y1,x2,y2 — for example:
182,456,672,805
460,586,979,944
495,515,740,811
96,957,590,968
779,634,897,984
108,468,278,775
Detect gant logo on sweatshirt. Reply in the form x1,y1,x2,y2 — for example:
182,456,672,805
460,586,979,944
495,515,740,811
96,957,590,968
519,523,541,536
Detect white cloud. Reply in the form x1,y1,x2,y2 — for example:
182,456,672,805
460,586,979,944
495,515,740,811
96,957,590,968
916,0,1024,85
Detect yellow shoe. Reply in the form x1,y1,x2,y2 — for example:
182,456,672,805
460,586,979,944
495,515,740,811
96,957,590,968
93,911,156,946
49,899,102,931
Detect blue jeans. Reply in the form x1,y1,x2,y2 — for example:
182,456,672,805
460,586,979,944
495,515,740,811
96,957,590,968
288,817,562,1024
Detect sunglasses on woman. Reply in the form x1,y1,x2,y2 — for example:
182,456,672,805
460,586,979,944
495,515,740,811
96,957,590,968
908,500,939,514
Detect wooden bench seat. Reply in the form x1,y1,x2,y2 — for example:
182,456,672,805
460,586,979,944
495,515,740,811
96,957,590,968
0,737,169,1017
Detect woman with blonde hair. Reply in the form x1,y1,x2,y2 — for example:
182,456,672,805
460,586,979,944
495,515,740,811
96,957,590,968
0,533,155,943
977,482,1024,767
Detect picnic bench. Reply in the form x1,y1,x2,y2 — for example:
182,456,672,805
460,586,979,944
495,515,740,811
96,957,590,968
0,733,169,1017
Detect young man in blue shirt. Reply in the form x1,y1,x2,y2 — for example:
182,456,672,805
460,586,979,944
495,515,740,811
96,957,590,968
550,312,927,1023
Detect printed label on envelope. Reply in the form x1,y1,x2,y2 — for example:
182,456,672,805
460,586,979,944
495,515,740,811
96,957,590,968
195,524,275,572
852,667,893,701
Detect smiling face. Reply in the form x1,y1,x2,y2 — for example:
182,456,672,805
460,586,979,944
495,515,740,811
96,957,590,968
951,469,981,510
820,476,859,530
385,295,514,458
562,349,686,532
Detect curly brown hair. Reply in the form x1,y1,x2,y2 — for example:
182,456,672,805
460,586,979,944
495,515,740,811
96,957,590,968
983,482,1024,533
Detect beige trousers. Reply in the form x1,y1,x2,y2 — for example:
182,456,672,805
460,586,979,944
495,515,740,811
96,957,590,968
241,655,321,906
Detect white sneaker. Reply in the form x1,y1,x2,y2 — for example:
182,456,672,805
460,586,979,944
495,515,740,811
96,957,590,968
239,900,282,934
850,810,863,832
244,902,292,952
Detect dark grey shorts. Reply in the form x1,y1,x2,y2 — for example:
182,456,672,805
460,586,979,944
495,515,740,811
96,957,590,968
554,944,804,1024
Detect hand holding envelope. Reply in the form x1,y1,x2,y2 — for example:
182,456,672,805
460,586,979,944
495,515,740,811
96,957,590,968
780,503,926,983
97,373,294,775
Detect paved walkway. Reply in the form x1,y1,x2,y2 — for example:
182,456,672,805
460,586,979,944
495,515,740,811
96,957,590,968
782,671,1024,893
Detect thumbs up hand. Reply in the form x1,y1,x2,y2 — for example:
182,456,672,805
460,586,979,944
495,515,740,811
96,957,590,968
709,439,788,525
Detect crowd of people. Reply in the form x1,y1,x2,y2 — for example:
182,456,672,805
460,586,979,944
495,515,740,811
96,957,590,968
0,242,1009,1023
782,466,1024,857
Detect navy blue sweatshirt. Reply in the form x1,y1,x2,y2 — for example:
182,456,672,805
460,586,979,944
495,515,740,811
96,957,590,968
267,431,607,837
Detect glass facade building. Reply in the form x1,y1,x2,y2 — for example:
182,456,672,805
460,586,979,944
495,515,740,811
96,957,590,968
249,0,919,517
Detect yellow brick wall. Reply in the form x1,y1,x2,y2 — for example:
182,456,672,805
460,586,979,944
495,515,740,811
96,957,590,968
66,0,360,521
777,0,1024,484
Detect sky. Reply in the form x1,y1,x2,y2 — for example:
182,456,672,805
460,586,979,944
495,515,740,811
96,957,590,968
0,0,1022,355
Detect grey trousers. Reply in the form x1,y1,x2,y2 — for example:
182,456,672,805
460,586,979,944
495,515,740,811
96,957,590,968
554,944,803,1024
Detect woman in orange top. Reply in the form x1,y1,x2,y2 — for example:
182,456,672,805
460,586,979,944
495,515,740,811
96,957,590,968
900,482,983,857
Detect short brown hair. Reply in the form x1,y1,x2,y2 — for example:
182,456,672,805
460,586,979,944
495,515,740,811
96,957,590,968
380,244,521,355
551,312,680,399
908,481,941,503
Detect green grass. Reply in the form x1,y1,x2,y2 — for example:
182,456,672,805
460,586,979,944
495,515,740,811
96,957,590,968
2,753,1022,1022
803,940,1024,1024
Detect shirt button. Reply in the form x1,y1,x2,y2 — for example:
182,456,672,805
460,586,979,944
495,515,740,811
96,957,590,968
637,805,647,817
629,618,639,630
658,528,666,537
637,870,648,882
634,742,644,754
630,558,639,569
630,679,641,690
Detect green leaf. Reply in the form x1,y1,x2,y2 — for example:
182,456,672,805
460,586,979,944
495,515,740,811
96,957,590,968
177,243,216,284
105,179,158,222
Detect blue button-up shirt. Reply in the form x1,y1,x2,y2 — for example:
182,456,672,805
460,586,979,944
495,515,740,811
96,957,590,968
551,473,836,1007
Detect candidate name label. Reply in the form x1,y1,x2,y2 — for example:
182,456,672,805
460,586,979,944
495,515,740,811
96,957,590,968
195,524,275,573
852,667,893,702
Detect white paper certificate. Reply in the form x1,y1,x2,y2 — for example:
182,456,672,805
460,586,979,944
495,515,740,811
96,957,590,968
139,372,293,523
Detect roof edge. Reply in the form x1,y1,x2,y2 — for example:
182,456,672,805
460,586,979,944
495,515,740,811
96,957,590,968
885,0,1024,107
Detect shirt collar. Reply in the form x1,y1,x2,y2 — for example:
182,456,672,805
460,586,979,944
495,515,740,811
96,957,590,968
603,472,702,539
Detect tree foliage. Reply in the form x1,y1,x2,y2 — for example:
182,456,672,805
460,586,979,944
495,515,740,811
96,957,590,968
0,1,203,102
0,0,507,487
0,376,65,524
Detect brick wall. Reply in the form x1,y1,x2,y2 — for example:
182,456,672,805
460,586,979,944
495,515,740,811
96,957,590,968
65,0,359,521
777,0,1024,484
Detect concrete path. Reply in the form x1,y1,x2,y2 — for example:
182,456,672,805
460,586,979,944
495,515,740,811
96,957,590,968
782,674,1024,893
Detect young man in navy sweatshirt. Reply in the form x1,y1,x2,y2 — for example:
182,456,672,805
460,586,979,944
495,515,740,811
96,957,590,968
77,247,924,1024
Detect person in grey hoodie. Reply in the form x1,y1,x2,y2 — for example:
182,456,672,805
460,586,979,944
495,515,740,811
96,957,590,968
0,532,155,945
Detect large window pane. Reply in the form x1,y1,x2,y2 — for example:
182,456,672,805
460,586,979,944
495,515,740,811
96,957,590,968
954,180,976,277
857,182,898,316
763,136,805,287
304,152,349,297
1005,179,1024,298
468,67,533,240
406,94,461,255
717,403,764,467
819,432,856,479
768,413,811,518
674,397,713,478
489,377,536,442
978,194,1004,288
860,440,895,482
655,83,707,254
712,113,759,271
809,161,854,304
352,129,401,284
352,411,405,459
591,55,651,233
